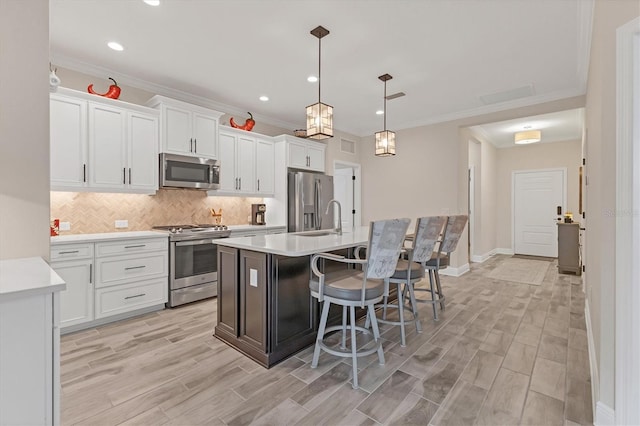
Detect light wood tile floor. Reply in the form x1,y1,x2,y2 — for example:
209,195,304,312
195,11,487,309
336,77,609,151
61,255,593,425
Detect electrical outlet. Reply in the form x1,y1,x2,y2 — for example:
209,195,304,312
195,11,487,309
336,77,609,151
59,222,71,231
115,220,128,228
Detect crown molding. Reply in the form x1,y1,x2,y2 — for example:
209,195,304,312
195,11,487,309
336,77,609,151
51,53,301,132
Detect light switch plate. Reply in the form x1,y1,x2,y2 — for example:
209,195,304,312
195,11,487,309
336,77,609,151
59,222,71,231
115,220,128,228
250,269,258,287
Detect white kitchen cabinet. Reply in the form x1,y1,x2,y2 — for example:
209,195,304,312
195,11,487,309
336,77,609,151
285,136,326,172
256,138,275,195
50,88,159,194
50,243,94,329
147,95,223,159
218,128,256,194
50,93,88,189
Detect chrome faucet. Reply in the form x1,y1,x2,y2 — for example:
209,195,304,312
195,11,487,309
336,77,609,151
325,199,342,235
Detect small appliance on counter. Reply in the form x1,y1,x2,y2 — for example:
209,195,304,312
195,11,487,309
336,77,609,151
251,204,266,225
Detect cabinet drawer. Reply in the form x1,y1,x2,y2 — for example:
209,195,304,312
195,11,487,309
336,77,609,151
51,243,93,261
95,238,167,257
95,278,167,319
95,252,167,288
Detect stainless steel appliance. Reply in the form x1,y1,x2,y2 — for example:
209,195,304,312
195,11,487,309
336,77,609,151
160,153,220,190
152,224,231,307
251,203,266,225
287,170,334,232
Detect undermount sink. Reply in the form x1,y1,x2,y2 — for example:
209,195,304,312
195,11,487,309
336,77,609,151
296,230,339,237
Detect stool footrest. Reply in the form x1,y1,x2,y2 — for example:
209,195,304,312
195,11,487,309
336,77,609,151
317,325,381,359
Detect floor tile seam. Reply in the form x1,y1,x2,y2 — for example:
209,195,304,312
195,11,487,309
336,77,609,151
355,407,382,425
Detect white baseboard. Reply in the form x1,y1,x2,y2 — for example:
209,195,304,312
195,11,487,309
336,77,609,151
495,248,515,255
585,298,603,424
595,401,616,426
470,249,496,263
440,263,470,277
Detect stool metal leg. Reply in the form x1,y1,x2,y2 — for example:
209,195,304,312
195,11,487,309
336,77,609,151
397,282,406,347
367,303,385,366
406,282,422,333
341,306,347,349
428,270,439,320
349,305,358,389
434,270,445,311
313,300,331,368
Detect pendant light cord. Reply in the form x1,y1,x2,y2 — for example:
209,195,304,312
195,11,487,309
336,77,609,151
318,37,322,104
383,79,387,131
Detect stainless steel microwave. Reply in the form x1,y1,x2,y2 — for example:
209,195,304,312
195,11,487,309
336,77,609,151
160,153,220,190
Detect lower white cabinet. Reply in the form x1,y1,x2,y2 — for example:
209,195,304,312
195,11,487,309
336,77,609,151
51,236,168,332
95,277,167,319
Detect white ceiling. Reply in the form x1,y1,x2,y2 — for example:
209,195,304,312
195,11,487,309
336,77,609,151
50,0,593,137
469,108,584,148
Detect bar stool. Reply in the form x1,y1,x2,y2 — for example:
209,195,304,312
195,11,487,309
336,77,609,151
309,218,410,389
421,215,468,320
367,216,447,346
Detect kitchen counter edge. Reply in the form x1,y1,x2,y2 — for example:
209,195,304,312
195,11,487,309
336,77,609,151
0,257,66,300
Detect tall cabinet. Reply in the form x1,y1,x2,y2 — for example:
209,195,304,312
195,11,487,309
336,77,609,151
557,222,582,275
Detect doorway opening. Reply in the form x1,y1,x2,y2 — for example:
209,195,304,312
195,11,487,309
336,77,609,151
333,160,362,230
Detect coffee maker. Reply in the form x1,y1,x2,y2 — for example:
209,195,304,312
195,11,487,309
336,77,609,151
251,203,266,225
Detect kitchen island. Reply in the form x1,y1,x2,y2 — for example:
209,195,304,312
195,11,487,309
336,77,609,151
213,227,370,367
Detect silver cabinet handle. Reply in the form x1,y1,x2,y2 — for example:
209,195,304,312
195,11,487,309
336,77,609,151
257,179,260,191
129,168,132,184
124,244,146,248
124,265,146,270
125,293,146,300
58,250,79,254
123,168,126,184
239,177,241,190
83,164,87,182
235,178,238,190
89,263,92,284
190,138,193,152
194,138,197,153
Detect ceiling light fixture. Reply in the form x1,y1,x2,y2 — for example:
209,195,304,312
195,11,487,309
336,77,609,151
306,26,333,140
307,76,318,83
514,129,541,144
375,74,396,157
259,95,269,102
107,41,124,51
143,0,160,6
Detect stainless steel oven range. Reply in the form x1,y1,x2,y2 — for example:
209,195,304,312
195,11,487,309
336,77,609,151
152,224,231,307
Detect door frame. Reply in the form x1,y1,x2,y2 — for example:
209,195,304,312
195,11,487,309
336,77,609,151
468,166,476,261
615,16,640,426
333,160,362,228
511,167,567,255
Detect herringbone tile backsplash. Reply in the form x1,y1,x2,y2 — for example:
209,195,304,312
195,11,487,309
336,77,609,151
50,190,263,234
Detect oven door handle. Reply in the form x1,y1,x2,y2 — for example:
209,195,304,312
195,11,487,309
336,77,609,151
175,239,218,247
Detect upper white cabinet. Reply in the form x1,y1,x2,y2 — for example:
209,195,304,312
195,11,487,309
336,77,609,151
146,95,223,159
282,136,326,172
214,127,274,197
50,88,159,194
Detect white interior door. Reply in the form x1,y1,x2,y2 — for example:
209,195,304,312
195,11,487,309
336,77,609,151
514,169,566,257
333,167,354,230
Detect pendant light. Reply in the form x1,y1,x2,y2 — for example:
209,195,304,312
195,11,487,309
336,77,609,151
375,73,396,156
306,25,333,140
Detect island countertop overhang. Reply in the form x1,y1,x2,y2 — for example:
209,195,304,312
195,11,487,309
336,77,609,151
213,226,370,256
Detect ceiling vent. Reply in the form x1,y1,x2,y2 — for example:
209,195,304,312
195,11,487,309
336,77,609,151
479,84,535,105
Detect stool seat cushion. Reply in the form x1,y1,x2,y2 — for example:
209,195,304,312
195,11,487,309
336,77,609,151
426,253,450,268
390,260,425,280
310,269,385,302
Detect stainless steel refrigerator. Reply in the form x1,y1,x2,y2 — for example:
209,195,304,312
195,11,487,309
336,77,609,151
287,170,334,232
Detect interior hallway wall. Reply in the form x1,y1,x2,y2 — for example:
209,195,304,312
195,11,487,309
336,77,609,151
495,139,582,251
0,0,50,260
584,0,640,415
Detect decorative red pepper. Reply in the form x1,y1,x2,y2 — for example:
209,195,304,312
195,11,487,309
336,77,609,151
87,77,121,99
229,112,255,131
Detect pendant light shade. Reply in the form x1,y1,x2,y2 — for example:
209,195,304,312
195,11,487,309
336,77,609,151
375,74,396,156
306,26,333,140
514,130,541,144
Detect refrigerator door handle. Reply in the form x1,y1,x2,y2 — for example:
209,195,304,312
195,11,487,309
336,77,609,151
315,179,322,229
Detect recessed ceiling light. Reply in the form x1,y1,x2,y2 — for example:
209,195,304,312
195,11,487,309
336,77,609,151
143,0,160,5
376,110,384,115
107,41,124,51
259,95,269,102
307,75,318,83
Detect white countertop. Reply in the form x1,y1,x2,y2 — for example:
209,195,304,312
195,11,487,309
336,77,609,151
0,257,66,300
214,226,370,257
51,230,168,244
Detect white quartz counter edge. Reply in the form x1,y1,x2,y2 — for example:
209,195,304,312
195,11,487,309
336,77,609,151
0,257,66,300
51,230,168,244
213,227,370,257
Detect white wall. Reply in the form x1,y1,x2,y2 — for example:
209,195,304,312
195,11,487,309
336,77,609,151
0,0,50,260
584,0,640,415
